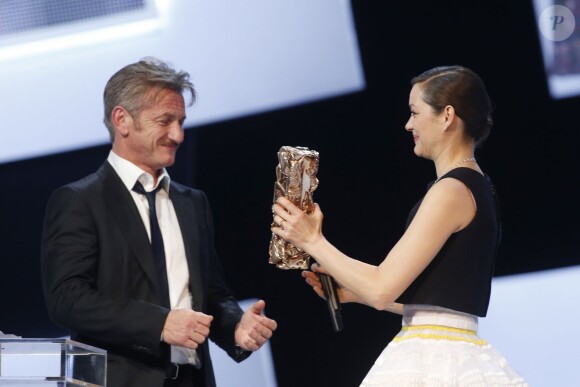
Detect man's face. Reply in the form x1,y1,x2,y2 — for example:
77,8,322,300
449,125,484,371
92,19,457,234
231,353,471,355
123,88,186,177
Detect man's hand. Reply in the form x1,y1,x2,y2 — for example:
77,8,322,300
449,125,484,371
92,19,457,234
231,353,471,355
162,309,213,349
235,300,277,351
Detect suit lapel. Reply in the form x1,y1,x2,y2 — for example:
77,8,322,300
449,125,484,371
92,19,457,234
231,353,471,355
169,183,203,310
98,163,163,299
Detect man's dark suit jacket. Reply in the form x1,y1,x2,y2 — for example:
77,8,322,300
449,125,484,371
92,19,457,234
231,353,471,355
41,162,249,387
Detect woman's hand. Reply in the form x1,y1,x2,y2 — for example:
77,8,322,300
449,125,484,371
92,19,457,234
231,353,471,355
271,197,324,251
302,263,360,304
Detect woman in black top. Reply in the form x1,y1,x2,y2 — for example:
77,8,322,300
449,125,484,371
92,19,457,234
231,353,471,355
272,66,528,386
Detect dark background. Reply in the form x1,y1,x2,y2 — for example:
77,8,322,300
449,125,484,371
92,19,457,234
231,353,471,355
1,1,579,386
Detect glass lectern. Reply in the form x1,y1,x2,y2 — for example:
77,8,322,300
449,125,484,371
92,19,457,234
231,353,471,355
0,338,106,386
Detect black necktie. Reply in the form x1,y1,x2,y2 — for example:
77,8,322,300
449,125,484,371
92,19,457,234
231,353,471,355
133,181,170,306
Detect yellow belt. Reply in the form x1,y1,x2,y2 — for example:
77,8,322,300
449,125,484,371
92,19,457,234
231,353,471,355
393,324,487,346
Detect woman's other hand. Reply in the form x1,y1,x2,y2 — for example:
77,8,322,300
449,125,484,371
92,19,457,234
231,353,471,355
302,263,360,304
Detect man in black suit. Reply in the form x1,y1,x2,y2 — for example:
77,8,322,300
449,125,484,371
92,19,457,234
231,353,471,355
41,57,277,387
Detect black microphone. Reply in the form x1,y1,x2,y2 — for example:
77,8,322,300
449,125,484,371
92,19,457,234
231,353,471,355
319,273,343,332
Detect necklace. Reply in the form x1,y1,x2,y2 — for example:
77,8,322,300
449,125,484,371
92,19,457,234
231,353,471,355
435,157,476,183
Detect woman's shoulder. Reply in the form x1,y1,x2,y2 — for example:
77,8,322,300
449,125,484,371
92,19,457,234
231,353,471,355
430,167,484,193
440,167,492,191
420,175,475,216
444,167,485,181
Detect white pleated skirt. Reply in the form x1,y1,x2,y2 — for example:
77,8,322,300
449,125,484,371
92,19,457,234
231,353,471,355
360,305,528,387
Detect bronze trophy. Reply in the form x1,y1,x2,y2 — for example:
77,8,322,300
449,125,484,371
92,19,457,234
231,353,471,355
269,146,343,331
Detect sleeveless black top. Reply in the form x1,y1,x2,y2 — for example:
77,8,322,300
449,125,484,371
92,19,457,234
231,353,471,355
396,168,501,317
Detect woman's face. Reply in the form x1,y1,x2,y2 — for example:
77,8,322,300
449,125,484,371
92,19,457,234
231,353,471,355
404,84,445,159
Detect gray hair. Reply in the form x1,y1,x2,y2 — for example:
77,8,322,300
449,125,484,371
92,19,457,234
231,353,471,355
103,57,196,142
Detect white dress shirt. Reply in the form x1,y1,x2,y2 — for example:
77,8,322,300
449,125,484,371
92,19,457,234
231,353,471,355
107,151,198,365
